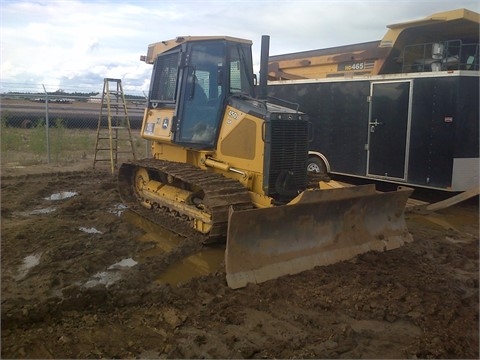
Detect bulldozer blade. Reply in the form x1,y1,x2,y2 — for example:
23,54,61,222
225,185,413,289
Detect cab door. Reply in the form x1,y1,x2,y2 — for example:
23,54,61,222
366,81,413,180
175,41,226,148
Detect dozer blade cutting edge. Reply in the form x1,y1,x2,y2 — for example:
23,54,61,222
225,184,413,289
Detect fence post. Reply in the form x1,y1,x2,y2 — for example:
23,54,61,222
42,84,51,164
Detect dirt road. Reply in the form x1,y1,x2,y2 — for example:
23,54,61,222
1,169,478,359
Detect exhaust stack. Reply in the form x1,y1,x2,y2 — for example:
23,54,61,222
258,35,270,100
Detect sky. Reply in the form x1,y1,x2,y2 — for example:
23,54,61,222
1,0,479,95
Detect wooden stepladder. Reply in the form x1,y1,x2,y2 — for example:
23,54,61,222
93,78,136,174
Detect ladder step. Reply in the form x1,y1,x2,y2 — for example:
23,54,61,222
96,140,132,144
96,138,132,142
96,144,132,148
101,109,128,112
96,136,133,139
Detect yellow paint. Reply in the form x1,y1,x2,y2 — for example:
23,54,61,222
268,8,479,80
141,108,174,142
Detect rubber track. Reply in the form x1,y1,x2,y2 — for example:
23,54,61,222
118,158,253,243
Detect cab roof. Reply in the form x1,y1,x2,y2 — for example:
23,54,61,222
141,36,252,64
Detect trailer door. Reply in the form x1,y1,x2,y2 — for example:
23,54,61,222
367,81,412,180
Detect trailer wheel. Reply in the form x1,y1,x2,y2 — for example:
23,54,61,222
307,156,327,176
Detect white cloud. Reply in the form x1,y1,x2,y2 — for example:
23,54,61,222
1,0,479,94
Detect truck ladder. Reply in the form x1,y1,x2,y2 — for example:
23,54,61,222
93,78,136,174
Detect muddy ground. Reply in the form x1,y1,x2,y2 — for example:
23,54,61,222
1,167,478,359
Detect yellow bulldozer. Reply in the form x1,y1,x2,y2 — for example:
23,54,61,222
118,35,413,289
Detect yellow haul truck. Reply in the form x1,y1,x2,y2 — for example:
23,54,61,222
118,35,413,289
268,8,479,80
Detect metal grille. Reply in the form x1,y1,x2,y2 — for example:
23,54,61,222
267,119,309,198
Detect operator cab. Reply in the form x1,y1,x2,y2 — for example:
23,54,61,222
147,37,255,149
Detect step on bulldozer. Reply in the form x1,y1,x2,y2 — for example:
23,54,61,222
118,35,413,289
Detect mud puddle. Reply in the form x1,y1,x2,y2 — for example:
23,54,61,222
44,191,78,201
79,227,102,234
84,258,138,288
123,210,225,286
14,191,78,217
15,253,42,280
108,203,128,217
156,247,224,286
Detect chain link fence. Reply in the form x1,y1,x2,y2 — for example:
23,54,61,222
1,87,150,175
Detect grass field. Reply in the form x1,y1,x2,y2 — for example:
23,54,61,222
1,121,147,168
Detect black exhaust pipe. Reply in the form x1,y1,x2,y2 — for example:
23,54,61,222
258,35,270,100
